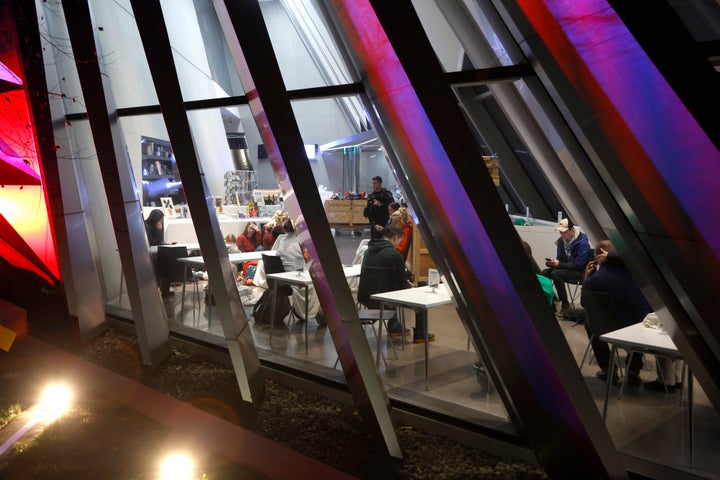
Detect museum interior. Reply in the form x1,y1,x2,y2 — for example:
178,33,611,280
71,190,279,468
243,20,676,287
1,1,719,478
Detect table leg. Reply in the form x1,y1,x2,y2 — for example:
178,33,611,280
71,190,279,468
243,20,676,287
603,344,617,421
180,264,188,320
424,308,429,391
617,350,635,399
304,284,309,354
688,369,694,468
377,303,385,367
269,281,278,344
207,284,212,327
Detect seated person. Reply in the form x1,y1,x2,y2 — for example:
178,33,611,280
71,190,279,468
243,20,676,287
390,207,413,262
262,210,288,250
581,240,651,383
144,208,167,246
646,356,683,393
358,227,434,343
272,220,324,326
379,202,402,234
541,218,591,314
522,241,554,305
236,221,263,252
224,234,240,254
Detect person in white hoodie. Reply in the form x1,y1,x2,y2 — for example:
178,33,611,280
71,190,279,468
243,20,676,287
272,220,325,326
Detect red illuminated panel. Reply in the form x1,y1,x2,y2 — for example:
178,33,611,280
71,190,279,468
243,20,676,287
0,56,60,283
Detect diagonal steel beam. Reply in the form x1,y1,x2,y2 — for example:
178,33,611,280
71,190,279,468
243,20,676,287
213,0,401,458
324,0,627,477
60,0,172,361
126,0,263,407
492,0,720,412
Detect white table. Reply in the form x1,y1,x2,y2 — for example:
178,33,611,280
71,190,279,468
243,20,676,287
164,217,272,244
599,321,693,464
178,250,270,269
371,285,453,390
176,250,275,323
265,266,361,353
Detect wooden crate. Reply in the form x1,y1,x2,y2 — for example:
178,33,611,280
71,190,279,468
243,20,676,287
409,223,435,285
483,155,500,186
352,202,368,225
324,199,367,228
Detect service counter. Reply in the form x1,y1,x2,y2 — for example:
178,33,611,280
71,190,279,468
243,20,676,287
164,216,272,244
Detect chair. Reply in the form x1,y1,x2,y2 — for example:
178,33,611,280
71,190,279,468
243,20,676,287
346,239,369,294
566,280,583,310
156,245,201,322
567,250,595,313
334,308,396,370
581,290,626,380
259,253,295,342
358,264,406,360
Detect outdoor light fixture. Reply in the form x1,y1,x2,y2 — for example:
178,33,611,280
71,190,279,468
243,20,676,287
37,383,73,421
159,453,195,480
0,382,74,458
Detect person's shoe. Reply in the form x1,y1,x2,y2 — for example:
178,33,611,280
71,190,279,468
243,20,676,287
644,380,677,393
387,326,410,337
413,333,436,344
556,302,572,317
316,312,327,328
595,369,619,383
626,371,642,386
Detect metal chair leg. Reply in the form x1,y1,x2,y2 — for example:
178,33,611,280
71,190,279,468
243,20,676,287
580,334,594,369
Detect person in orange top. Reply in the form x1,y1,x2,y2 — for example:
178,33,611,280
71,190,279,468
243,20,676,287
390,207,413,261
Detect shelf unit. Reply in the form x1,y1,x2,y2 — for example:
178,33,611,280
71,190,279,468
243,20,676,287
141,136,183,207
223,170,257,205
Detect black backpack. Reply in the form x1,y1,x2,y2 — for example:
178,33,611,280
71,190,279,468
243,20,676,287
252,287,291,326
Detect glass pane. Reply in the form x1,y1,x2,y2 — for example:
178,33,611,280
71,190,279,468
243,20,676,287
455,69,720,475
260,0,359,89
85,0,160,108
161,0,246,102
411,0,519,71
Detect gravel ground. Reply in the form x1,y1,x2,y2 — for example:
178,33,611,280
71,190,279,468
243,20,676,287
80,329,548,479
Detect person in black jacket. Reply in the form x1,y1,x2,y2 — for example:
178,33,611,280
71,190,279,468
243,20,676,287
364,176,395,239
581,240,651,383
358,227,434,343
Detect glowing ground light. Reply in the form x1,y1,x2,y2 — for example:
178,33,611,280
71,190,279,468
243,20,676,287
0,382,73,458
37,383,73,421
159,453,195,480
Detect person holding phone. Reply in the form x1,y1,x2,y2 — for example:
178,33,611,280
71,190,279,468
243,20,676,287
540,218,591,315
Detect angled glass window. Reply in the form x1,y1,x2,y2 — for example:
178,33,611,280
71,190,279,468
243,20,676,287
160,0,245,102
84,0,160,108
260,0,360,89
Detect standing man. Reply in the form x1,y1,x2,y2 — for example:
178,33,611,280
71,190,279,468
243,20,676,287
541,218,591,314
364,176,394,239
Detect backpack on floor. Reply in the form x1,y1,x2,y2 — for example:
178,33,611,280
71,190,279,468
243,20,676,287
252,287,291,326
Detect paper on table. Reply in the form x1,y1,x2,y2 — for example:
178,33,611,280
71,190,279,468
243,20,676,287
643,312,660,329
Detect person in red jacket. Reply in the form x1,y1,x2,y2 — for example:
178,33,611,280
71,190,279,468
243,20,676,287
236,221,262,252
